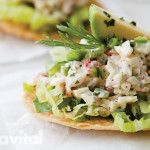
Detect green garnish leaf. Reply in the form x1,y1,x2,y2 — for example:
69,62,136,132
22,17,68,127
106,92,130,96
38,23,103,50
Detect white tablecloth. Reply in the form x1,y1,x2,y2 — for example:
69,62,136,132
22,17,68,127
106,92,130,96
0,1,150,150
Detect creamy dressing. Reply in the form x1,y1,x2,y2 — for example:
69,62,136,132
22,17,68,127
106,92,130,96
102,96,138,112
35,39,150,114
105,40,150,95
73,87,96,105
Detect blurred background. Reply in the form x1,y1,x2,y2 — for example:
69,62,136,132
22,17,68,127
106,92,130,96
0,0,150,150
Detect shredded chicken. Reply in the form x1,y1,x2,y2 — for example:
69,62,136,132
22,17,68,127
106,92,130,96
105,40,150,95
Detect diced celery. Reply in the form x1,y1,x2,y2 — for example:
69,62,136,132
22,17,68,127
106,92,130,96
46,85,55,91
50,47,68,63
108,37,120,48
61,66,69,76
67,49,87,61
48,61,66,76
86,45,105,59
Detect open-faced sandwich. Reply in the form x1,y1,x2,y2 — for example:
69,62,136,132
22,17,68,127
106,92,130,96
24,5,150,132
0,0,101,40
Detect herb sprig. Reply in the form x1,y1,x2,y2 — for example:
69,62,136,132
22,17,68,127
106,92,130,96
38,23,102,49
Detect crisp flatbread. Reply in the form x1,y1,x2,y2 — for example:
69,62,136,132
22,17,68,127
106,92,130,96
0,0,103,40
24,92,117,130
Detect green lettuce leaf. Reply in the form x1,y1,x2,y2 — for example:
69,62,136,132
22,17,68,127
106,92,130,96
112,112,150,132
58,97,81,110
33,98,52,113
131,93,150,118
23,83,35,93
